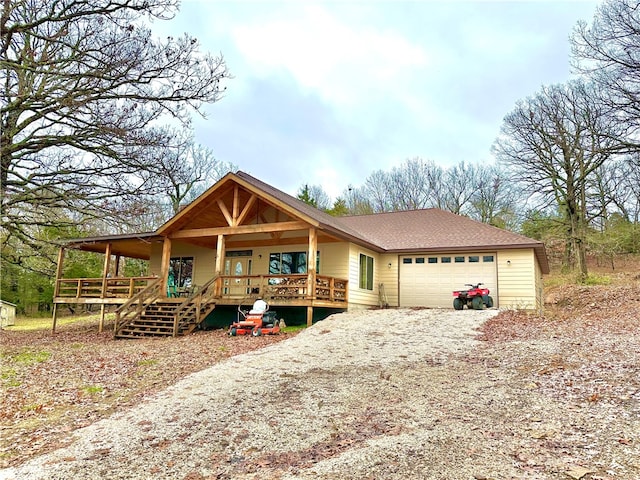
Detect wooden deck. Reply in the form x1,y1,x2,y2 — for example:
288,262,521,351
53,274,348,308
53,274,348,336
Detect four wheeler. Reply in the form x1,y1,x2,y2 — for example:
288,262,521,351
229,299,281,336
452,283,494,310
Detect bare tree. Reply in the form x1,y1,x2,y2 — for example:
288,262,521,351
493,81,622,277
144,128,236,217
342,185,374,216
1,0,229,263
359,158,445,213
469,164,520,228
441,161,479,215
571,0,640,150
388,158,435,210
362,169,394,213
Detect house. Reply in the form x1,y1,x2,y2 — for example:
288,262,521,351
52,171,549,337
1,300,16,328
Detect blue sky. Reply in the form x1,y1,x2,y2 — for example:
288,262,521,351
154,0,600,199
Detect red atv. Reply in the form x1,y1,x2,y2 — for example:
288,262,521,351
452,283,494,310
229,299,281,337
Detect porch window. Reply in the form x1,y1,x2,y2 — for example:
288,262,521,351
269,251,320,274
359,254,374,290
169,257,193,287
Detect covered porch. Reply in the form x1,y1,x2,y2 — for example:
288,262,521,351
52,230,349,333
52,174,356,334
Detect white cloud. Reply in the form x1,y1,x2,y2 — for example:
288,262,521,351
231,5,428,106
159,0,601,196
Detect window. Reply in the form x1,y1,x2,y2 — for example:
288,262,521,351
455,256,465,263
227,250,252,257
169,257,193,287
441,257,451,263
359,254,374,290
483,255,494,263
403,258,412,264
269,251,320,274
427,257,436,264
469,256,480,263
416,257,426,264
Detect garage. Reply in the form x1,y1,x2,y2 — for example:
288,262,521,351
399,252,498,308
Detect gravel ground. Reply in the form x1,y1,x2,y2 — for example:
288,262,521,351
1,307,638,480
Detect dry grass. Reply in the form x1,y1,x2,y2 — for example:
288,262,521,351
0,320,295,468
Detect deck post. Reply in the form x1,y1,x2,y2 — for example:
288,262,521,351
306,227,317,327
307,228,317,299
99,305,106,333
101,242,112,293
51,247,65,333
52,304,58,333
215,235,226,274
160,237,172,297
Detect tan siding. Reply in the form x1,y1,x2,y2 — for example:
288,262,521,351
378,254,399,306
238,242,350,279
534,259,544,314
497,249,537,309
347,244,380,308
151,240,352,285
319,242,350,279
149,241,217,287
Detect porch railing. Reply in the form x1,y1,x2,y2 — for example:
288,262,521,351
213,274,348,303
55,274,348,304
172,275,220,335
56,276,158,298
114,278,163,334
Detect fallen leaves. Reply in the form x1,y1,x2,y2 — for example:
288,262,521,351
0,324,293,467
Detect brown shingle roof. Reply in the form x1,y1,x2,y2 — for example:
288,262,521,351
236,172,548,273
63,171,549,273
340,209,549,272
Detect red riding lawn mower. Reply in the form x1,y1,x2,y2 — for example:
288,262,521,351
453,283,494,310
229,299,281,336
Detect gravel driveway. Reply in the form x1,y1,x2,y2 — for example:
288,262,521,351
3,307,637,480
1,308,500,480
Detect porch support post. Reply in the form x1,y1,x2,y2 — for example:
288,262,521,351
215,235,226,275
306,306,313,327
52,247,65,333
160,237,172,297
114,254,121,276
101,243,112,293
99,305,106,333
307,227,317,326
307,228,317,298
98,243,112,333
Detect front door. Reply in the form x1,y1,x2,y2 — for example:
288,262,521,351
224,256,253,295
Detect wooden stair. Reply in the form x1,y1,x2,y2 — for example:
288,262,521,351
114,277,219,339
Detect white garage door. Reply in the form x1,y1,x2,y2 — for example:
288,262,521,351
399,252,498,308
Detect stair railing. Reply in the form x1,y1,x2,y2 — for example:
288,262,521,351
171,275,220,336
114,278,163,336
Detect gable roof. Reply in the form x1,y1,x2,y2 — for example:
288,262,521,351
233,172,378,248
156,171,382,251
